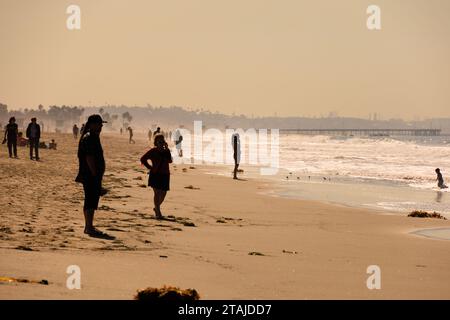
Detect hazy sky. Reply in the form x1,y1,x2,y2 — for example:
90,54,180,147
1,0,449,119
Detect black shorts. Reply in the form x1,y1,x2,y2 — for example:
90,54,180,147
83,178,102,210
148,173,170,191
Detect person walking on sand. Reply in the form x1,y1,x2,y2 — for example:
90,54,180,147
173,129,183,157
128,126,135,144
75,114,111,238
140,134,173,219
436,168,448,189
231,132,241,179
26,117,41,160
3,117,18,158
73,124,79,140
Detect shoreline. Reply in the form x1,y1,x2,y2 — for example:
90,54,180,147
1,132,450,299
203,162,450,218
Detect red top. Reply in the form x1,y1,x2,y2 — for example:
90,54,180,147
140,148,172,175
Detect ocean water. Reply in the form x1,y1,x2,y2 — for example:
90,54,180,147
272,134,450,216
188,132,450,215
277,134,450,188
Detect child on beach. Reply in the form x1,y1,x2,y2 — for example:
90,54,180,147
140,134,173,219
435,168,448,189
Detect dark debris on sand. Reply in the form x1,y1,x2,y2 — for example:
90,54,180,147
15,245,34,251
184,185,200,190
134,285,200,302
0,276,48,285
408,210,447,220
248,251,265,256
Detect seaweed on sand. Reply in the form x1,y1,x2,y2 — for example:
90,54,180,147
408,211,447,220
134,285,200,301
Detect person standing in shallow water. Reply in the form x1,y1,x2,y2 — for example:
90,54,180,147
3,117,18,158
76,114,109,237
435,168,448,189
140,134,173,219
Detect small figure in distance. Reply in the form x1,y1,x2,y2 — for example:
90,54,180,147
3,117,18,158
435,168,448,189
49,139,57,150
26,117,41,161
173,129,183,157
128,126,135,144
73,124,79,140
231,132,241,180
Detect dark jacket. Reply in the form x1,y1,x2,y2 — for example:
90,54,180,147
26,123,41,139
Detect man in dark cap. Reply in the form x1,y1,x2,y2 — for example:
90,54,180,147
26,117,41,160
75,114,112,238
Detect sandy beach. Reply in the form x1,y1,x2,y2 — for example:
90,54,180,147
1,132,450,299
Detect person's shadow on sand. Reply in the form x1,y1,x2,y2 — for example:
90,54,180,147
86,230,116,240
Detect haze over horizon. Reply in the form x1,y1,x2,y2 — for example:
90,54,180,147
1,0,449,120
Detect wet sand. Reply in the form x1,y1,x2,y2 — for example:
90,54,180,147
1,132,450,299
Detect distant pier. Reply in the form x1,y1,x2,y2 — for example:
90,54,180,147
279,129,441,136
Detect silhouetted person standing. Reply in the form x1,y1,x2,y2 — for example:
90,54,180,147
153,127,161,136
73,124,79,139
140,134,173,219
173,129,183,157
26,117,41,160
231,132,241,179
76,114,109,237
128,127,135,144
3,117,18,158
436,168,448,189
